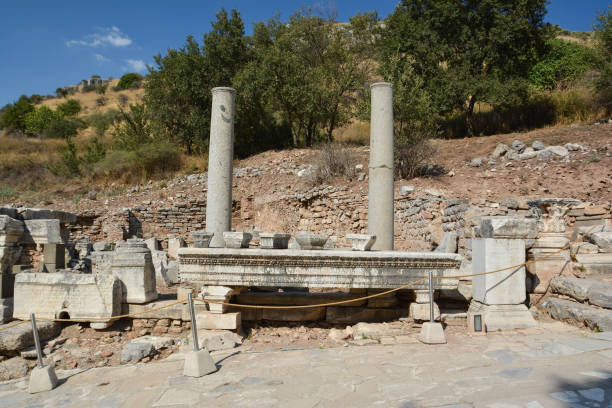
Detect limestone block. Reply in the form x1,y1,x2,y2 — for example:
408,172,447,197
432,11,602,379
196,311,241,330
586,232,612,252
223,232,252,248
418,322,446,344
1,298,13,323
259,233,290,249
197,330,242,351
92,242,112,252
167,236,185,259
409,302,441,321
550,276,595,302
294,232,328,250
346,234,376,251
131,335,174,350
434,231,458,253
111,238,157,304
90,251,113,275
19,208,76,224
144,237,159,252
191,231,214,248
526,248,570,294
183,349,217,377
472,238,526,305
570,242,599,255
151,250,171,287
0,215,24,246
13,273,121,325
479,217,537,239
544,298,612,332
0,357,28,381
121,342,154,363
22,220,62,245
167,261,179,284
28,365,58,394
1,245,21,276
574,253,612,276
0,319,61,353
588,285,612,309
234,291,366,307
200,286,234,314
42,244,66,273
262,307,325,322
468,301,537,331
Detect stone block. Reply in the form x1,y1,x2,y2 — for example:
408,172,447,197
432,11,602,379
22,220,62,245
367,293,398,308
588,285,612,309
13,273,121,326
42,244,65,273
111,238,157,304
196,311,241,330
346,234,376,251
479,217,537,239
468,301,537,331
262,307,325,321
1,298,13,323
151,250,170,286
183,349,216,377
19,208,76,224
550,276,595,302
0,357,28,381
167,236,185,259
259,233,290,249
586,231,612,252
0,320,61,353
434,231,458,253
575,253,612,276
131,335,174,350
0,215,24,246
325,307,400,324
472,238,526,305
544,298,612,332
234,291,366,307
526,248,571,294
90,251,113,275
28,365,58,394
197,329,242,351
1,245,21,278
121,342,154,363
418,322,446,344
409,302,441,321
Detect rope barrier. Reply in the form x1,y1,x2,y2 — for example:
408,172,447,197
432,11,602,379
0,224,598,330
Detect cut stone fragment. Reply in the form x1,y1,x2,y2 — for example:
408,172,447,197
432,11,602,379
479,217,537,239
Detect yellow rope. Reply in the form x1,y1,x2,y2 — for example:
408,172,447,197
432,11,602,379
0,224,597,328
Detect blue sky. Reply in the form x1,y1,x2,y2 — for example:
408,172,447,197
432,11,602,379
1,0,609,106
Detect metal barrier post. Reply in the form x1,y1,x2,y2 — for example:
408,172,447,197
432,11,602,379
188,293,199,351
428,271,434,323
30,313,44,368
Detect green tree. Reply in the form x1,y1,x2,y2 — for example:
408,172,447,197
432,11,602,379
594,5,612,111
117,73,143,90
0,95,34,134
57,99,81,117
24,106,62,135
55,88,68,98
382,0,551,137
113,104,154,151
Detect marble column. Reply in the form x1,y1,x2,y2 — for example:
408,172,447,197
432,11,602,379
206,87,236,248
368,82,394,251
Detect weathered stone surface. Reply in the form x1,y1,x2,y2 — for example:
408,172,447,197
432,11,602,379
259,233,290,249
294,232,328,250
586,232,612,252
434,231,458,253
491,143,509,158
537,146,569,159
526,247,571,294
90,251,113,275
191,231,214,248
479,217,537,239
468,301,537,331
409,302,441,321
13,273,121,325
472,238,526,305
346,234,376,251
183,349,216,377
532,140,546,151
544,298,612,331
351,322,405,339
325,307,400,324
131,335,174,350
197,330,242,351
0,215,24,246
167,236,185,259
111,238,157,304
234,291,366,307
223,232,252,249
28,364,58,393
262,308,326,322
588,285,612,309
124,299,206,321
550,276,595,302
179,248,462,290
418,322,446,344
196,312,241,330
1,245,21,276
0,320,61,352
511,140,526,153
469,158,483,167
22,219,62,245
151,250,171,287
0,357,28,381
92,242,112,252
570,242,599,255
1,298,13,323
19,208,76,224
121,342,154,363
575,253,612,276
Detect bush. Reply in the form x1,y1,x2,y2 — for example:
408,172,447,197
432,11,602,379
96,84,108,95
118,94,129,107
113,104,153,150
96,97,107,107
310,143,356,185
24,106,62,135
53,138,80,176
45,118,86,139
82,137,107,165
57,99,81,117
86,110,119,136
0,95,34,134
117,73,143,90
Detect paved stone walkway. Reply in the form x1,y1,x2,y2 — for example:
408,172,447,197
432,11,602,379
1,322,611,408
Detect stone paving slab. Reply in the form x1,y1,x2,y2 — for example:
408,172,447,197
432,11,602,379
1,324,611,407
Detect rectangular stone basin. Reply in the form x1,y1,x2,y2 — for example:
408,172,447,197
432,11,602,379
178,248,463,290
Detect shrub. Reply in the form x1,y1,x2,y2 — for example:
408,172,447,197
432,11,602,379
96,97,107,107
113,104,153,150
86,110,119,136
0,95,34,134
96,84,108,95
310,143,356,185
0,186,15,200
24,106,62,135
118,94,129,107
57,99,81,117
45,118,86,139
53,137,80,176
55,88,68,98
117,73,143,90
82,137,107,165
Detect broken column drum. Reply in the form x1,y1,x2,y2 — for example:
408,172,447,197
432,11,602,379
368,82,394,251
111,238,157,304
206,87,236,248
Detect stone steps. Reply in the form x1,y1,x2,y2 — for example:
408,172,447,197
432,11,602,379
550,276,612,309
544,298,612,332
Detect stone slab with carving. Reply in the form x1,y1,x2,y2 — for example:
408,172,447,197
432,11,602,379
22,220,62,245
178,248,462,290
478,217,537,239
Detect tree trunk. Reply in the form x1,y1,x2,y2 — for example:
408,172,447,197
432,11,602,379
466,96,476,138
327,111,337,143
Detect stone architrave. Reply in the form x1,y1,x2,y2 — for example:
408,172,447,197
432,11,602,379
111,238,157,304
13,272,121,329
0,215,24,246
368,82,394,251
200,286,237,314
206,87,236,248
22,220,62,245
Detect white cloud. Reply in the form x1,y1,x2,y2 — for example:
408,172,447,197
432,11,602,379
94,53,110,62
67,27,132,48
125,59,147,73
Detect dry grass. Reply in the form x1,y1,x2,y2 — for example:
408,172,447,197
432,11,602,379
334,121,370,145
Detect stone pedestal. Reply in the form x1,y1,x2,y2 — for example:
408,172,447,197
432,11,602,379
368,82,394,251
418,322,446,344
527,233,571,293
28,365,58,394
206,87,236,248
468,302,536,331
111,238,157,304
183,349,217,377
200,286,235,314
410,290,440,321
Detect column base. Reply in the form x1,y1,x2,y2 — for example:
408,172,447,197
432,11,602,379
468,301,537,332
418,322,446,344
